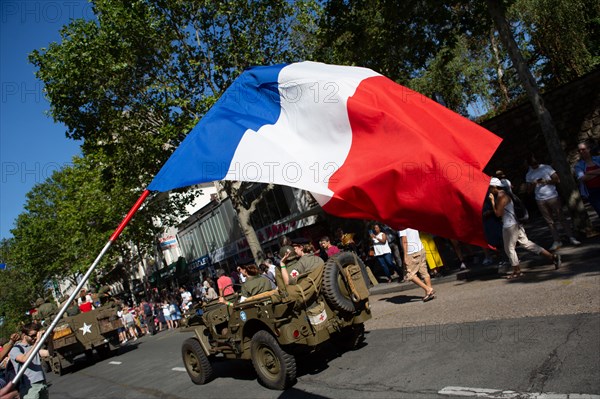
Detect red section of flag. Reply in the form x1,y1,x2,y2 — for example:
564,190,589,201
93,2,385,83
323,76,501,246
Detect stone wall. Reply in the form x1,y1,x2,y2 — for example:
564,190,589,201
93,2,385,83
480,68,600,191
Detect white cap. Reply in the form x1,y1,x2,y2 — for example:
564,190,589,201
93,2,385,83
490,177,503,187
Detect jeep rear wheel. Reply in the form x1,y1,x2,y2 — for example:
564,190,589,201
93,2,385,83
251,330,296,390
181,337,213,385
323,252,370,313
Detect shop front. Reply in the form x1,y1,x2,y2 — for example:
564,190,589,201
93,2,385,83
188,255,215,285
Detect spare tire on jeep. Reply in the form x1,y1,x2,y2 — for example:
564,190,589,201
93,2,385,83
322,252,371,313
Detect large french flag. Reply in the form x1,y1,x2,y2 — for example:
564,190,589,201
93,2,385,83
148,61,501,246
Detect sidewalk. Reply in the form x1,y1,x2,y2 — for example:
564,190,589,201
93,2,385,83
369,205,600,296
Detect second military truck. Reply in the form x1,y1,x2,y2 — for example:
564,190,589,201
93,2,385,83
47,304,122,375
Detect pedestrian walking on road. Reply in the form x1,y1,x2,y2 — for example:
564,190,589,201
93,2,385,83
489,177,561,279
574,140,600,218
399,228,435,301
525,154,581,250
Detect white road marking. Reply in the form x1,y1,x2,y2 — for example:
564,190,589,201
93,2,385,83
439,386,600,398
172,367,186,372
108,361,122,365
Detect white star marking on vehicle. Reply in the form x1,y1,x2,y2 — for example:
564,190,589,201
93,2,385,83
79,322,92,335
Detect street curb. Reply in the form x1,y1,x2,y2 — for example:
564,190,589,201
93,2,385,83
368,241,600,297
368,265,501,296
368,207,600,297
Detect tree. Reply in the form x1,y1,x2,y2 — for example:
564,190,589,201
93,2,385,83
316,0,461,83
486,0,592,233
0,156,176,327
315,1,522,116
408,35,496,115
316,0,595,232
0,238,37,332
317,0,599,115
30,0,320,265
511,0,600,86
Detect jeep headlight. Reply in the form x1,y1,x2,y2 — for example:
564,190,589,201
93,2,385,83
53,324,73,339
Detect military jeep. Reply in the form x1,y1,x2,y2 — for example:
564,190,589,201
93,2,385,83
47,304,122,375
180,252,374,390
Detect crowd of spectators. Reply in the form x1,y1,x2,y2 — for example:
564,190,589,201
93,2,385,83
2,144,597,398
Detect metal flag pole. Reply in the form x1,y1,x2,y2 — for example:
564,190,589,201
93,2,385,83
10,189,151,389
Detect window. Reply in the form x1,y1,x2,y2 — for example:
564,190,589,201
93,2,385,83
246,185,291,229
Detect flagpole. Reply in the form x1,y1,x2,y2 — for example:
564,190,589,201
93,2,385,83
11,190,151,388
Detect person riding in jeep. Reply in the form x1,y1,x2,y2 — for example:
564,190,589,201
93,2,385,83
279,238,324,286
219,263,271,305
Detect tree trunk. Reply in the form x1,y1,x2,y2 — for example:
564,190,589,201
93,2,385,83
222,181,268,265
236,206,265,264
486,0,592,235
489,29,510,106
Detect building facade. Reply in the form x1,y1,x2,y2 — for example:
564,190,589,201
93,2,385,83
175,184,325,284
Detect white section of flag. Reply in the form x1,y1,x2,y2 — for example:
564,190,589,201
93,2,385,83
225,61,379,199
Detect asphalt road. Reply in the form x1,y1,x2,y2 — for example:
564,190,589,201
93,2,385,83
45,253,600,398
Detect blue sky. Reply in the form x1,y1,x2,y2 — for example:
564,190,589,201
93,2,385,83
0,1,92,240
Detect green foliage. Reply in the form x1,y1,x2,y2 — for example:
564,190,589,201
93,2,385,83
13,0,320,315
315,0,463,83
316,0,599,116
1,239,38,330
408,35,493,115
315,1,510,114
511,0,600,85
0,156,190,327
30,0,319,187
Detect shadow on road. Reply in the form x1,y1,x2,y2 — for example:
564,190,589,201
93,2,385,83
209,358,256,382
379,294,423,304
201,336,371,391
278,387,331,398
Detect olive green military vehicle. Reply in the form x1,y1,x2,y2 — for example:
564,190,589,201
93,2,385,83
47,305,122,375
180,252,374,390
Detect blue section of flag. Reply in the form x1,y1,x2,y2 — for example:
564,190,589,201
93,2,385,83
0,263,6,270
148,64,286,192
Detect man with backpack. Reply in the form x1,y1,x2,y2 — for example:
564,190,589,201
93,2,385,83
489,178,561,279
8,323,49,399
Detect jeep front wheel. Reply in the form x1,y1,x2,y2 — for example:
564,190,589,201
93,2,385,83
181,337,213,385
251,330,296,390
